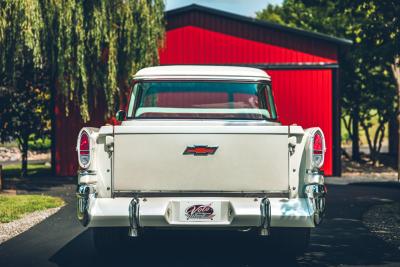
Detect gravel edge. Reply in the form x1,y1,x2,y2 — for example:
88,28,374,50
363,202,400,250
0,206,62,245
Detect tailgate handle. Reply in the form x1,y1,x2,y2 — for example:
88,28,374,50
105,136,114,152
288,136,297,155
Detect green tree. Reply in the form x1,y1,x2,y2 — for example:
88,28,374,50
0,84,50,177
0,0,50,176
0,0,164,120
257,0,363,161
0,0,165,176
348,0,399,172
256,0,399,164
46,0,165,120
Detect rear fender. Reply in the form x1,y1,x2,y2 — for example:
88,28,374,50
77,126,113,198
288,126,326,198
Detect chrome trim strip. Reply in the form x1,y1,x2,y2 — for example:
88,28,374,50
77,169,97,176
113,191,289,198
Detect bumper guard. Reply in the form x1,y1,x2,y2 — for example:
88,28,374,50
305,184,327,225
259,198,271,236
76,184,96,226
128,198,140,237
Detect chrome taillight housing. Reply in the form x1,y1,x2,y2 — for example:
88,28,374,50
77,129,91,169
310,129,326,169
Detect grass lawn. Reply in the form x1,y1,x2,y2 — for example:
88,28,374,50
0,194,64,223
2,163,51,178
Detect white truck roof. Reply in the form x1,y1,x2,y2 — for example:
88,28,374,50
134,65,271,81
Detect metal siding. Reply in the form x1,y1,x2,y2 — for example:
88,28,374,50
55,98,107,176
159,26,337,65
267,69,333,175
164,11,338,63
331,69,341,176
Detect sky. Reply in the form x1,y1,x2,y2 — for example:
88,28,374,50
165,0,283,17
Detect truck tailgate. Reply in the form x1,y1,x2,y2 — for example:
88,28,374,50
113,125,289,192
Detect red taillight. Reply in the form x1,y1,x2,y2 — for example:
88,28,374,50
313,133,323,155
78,131,91,168
80,133,90,154
312,131,325,168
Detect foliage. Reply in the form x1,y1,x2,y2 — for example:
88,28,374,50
348,0,399,170
0,0,165,122
256,0,399,163
0,1,50,177
0,0,165,176
0,194,64,223
346,1,399,162
0,84,50,177
257,0,347,34
28,136,51,152
341,114,388,147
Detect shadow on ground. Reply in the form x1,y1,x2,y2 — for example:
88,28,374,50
3,176,76,191
50,229,301,267
2,176,77,199
350,181,400,189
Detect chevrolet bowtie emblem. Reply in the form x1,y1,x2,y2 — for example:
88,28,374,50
183,145,218,156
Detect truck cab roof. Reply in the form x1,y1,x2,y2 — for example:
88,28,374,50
134,65,271,81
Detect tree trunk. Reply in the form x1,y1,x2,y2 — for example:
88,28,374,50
20,134,29,177
391,57,400,181
388,116,398,156
397,88,400,181
352,108,360,161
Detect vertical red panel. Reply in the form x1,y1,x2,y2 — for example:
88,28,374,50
267,69,333,175
55,98,108,176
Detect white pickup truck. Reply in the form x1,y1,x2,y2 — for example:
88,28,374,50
76,65,326,255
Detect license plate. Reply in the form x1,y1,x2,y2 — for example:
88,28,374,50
179,201,222,222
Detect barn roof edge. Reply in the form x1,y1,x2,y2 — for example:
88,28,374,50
165,4,353,47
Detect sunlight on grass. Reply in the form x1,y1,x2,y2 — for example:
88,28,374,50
0,195,64,223
2,163,51,178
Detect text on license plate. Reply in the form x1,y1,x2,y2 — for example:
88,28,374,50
179,201,222,221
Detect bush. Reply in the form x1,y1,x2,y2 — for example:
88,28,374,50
28,136,51,152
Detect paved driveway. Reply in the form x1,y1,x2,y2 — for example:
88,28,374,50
0,182,400,267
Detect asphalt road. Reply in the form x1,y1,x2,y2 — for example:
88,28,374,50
1,182,400,267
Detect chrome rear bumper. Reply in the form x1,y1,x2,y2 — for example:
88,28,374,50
77,194,316,230
76,181,327,239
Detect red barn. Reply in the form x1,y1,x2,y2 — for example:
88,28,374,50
53,4,351,177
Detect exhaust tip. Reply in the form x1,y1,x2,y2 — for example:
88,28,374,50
128,228,138,237
259,228,269,236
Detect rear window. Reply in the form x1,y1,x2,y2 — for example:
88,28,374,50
128,81,277,120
